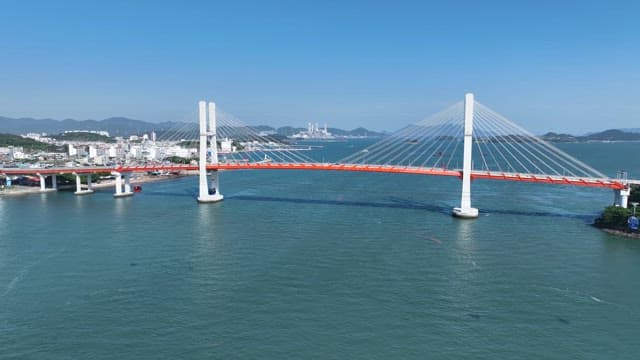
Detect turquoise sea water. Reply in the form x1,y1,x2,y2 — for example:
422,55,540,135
1,141,640,359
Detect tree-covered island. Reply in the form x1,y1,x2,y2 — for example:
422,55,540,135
594,185,640,237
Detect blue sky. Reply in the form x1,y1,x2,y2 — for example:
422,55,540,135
1,0,638,133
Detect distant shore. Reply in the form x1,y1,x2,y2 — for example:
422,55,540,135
0,173,192,197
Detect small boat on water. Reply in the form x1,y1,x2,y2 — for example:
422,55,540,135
133,185,142,193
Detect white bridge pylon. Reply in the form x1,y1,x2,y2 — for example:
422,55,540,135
197,101,223,203
452,93,478,218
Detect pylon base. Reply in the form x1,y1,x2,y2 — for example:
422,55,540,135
452,207,479,219
198,194,224,203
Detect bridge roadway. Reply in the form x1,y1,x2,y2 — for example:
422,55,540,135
1,162,628,190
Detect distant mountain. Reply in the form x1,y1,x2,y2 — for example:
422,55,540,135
541,129,640,142
617,128,640,134
540,132,579,142
250,125,385,137
585,129,640,141
0,115,385,138
0,116,178,137
250,125,277,133
329,127,385,137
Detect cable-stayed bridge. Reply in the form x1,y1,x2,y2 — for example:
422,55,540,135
1,94,635,218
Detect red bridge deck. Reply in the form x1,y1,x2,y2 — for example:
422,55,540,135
1,162,626,189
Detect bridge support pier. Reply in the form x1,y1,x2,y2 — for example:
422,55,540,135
112,171,133,198
73,173,94,195
452,93,479,219
37,173,57,193
613,186,631,208
124,173,132,194
197,100,224,203
38,174,46,192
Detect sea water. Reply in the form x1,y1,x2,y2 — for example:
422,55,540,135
1,141,639,359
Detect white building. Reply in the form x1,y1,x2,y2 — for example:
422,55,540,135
107,146,115,158
141,147,158,161
165,146,197,158
108,146,118,158
93,155,107,165
10,147,26,160
291,122,334,139
23,133,45,141
68,144,77,156
129,145,141,158
220,138,234,153
64,130,109,137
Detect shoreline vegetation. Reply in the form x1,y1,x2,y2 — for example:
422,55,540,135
593,185,640,239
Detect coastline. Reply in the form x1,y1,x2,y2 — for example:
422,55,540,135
599,228,640,239
0,173,193,197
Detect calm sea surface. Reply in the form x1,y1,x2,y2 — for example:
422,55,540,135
1,141,640,359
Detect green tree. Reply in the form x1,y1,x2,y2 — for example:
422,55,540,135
594,206,632,231
53,132,115,143
164,156,192,164
0,133,64,152
629,185,640,205
58,172,110,184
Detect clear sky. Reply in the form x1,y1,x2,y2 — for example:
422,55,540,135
1,0,638,133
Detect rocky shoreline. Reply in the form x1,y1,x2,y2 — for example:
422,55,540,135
599,228,640,239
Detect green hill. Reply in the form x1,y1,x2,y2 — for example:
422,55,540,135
542,129,640,142
52,132,115,143
0,133,64,152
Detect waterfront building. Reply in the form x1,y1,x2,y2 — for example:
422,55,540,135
291,122,334,139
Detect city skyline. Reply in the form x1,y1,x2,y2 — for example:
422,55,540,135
1,1,638,133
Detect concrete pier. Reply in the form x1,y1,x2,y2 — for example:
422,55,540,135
73,173,94,195
37,173,57,193
452,93,479,219
197,101,224,203
613,186,631,208
112,171,134,198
